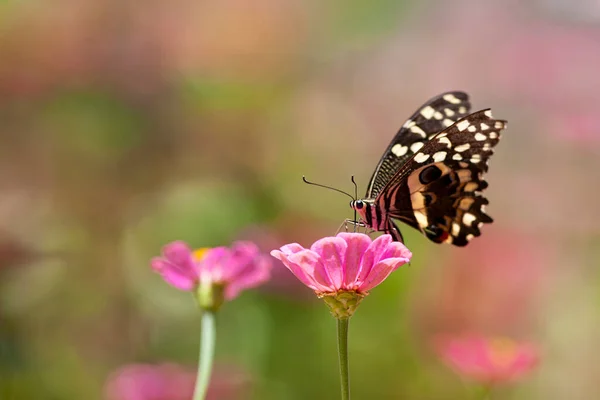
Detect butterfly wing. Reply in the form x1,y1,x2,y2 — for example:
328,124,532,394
366,91,471,199
381,109,506,246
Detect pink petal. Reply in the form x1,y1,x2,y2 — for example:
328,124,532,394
356,234,393,286
224,255,272,300
198,247,228,279
310,236,347,290
219,241,260,282
286,249,335,292
336,233,372,288
279,243,305,255
151,258,198,291
271,249,330,292
377,240,413,264
162,241,195,268
151,241,199,291
358,257,408,292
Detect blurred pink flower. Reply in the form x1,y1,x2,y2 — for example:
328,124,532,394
270,233,411,296
104,363,249,400
435,334,539,384
151,240,272,300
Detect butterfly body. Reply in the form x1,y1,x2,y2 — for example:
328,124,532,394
350,92,506,246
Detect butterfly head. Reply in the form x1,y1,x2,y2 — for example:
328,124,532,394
349,199,364,210
349,199,372,223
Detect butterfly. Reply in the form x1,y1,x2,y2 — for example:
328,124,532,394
349,91,506,246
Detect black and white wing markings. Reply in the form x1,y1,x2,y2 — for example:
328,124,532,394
366,91,471,199
383,109,506,246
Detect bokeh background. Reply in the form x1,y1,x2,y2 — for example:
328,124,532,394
1,0,599,399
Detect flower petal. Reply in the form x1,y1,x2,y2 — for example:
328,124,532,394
219,241,260,282
358,256,409,292
151,257,197,291
162,241,195,266
286,249,335,292
310,236,347,290
224,255,272,300
198,247,228,280
377,240,413,264
336,233,371,288
271,249,329,292
356,234,393,286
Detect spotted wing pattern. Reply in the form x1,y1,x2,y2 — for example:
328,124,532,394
366,91,471,199
380,109,506,246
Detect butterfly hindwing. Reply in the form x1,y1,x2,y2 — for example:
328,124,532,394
401,161,493,246
366,91,471,198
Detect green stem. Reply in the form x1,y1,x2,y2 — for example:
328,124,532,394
193,311,217,400
337,317,350,400
477,384,493,400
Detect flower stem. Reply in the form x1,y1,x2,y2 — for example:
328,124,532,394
193,311,217,400
337,317,350,400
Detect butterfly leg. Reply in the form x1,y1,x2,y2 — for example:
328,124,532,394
335,219,367,235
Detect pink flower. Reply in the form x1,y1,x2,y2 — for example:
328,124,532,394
104,363,249,400
151,240,272,301
435,335,539,384
271,233,411,317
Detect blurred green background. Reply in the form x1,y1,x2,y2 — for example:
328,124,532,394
1,0,599,399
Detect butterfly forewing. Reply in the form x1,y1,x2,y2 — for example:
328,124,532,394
366,91,471,198
380,109,506,246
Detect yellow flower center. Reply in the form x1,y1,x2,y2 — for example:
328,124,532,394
193,248,211,261
487,337,518,367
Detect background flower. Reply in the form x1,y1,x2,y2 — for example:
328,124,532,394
151,240,272,300
434,335,539,384
104,363,250,400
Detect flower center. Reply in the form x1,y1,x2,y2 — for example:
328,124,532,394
487,337,518,368
193,248,211,261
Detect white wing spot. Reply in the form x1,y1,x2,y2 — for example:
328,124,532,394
438,137,452,148
463,213,477,226
483,143,492,151
474,133,487,141
459,106,467,114
455,143,470,152
470,154,482,163
480,123,490,130
477,222,484,229
451,222,461,236
433,151,447,162
420,106,436,119
489,132,499,139
392,144,408,157
481,205,487,213
442,118,454,127
414,211,428,229
410,142,424,153
403,119,416,128
444,108,455,117
484,110,493,118
456,120,470,131
452,153,463,161
495,121,504,129
414,152,430,163
434,111,444,120
410,125,426,138
466,234,474,241
443,94,461,104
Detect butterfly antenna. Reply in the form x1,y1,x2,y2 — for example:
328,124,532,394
351,176,358,227
302,176,355,201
